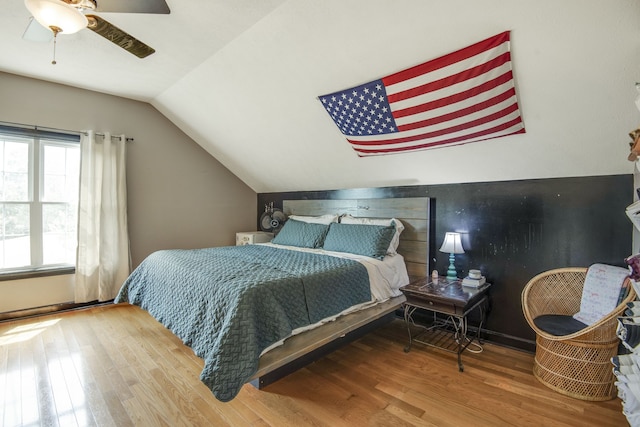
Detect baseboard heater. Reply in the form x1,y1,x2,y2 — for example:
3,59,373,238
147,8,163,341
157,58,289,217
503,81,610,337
0,300,113,323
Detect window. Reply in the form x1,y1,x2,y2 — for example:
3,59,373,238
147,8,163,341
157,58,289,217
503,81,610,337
0,127,80,273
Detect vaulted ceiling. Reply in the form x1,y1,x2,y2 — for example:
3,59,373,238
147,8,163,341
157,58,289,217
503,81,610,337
1,0,638,193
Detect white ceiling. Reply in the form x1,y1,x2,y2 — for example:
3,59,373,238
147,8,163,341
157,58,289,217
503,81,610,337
1,0,639,194
0,0,286,101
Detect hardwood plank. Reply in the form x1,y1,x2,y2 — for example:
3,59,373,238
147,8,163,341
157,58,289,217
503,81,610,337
120,393,161,427
64,318,118,427
189,396,234,427
19,327,40,427
0,333,7,426
224,395,265,426
242,384,330,426
0,305,628,426
43,325,80,427
54,324,97,427
304,357,413,425
65,312,134,427
4,338,21,427
383,403,438,427
253,368,356,426
32,331,60,427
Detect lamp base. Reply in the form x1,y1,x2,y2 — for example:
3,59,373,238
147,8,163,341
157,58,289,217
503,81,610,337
446,253,458,281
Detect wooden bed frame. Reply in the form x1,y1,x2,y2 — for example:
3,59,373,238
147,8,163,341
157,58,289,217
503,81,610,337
250,197,430,388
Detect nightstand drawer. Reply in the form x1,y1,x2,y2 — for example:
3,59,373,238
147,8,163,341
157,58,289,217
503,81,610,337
404,294,460,315
400,277,491,317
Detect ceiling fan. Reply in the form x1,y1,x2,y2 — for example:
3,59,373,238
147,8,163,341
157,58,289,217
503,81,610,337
23,0,170,62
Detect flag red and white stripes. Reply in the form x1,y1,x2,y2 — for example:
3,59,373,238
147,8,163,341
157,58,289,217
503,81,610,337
318,31,525,156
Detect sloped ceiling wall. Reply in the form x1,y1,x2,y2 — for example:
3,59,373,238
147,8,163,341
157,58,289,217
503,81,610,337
153,0,639,194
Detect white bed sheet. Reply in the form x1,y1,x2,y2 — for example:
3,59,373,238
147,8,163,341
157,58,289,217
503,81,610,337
258,242,409,355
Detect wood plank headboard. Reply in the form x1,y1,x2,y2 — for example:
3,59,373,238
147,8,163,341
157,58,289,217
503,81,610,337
283,197,429,282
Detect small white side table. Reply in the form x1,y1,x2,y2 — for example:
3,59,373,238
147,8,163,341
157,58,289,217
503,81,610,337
236,231,273,246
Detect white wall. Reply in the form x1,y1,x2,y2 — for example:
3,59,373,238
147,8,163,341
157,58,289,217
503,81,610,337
0,72,257,312
154,0,640,193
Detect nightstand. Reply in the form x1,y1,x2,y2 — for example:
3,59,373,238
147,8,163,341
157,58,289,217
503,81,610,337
235,231,273,246
399,277,491,372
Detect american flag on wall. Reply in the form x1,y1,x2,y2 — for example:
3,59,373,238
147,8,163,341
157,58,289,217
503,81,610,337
318,31,525,157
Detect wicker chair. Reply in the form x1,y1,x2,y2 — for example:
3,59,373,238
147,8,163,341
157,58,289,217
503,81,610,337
521,267,636,401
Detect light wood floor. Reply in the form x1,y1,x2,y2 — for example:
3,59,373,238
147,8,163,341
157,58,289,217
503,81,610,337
0,304,626,427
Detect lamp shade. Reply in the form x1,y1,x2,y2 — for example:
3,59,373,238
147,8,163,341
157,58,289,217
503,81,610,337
25,0,88,34
439,232,464,254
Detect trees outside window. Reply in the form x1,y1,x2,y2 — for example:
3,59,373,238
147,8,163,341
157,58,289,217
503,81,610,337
0,130,80,272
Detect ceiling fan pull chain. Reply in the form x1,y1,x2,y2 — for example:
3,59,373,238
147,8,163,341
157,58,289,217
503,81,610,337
50,26,62,65
52,34,57,65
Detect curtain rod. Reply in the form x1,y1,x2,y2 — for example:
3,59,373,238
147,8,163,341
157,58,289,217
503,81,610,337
0,120,134,142
84,131,134,142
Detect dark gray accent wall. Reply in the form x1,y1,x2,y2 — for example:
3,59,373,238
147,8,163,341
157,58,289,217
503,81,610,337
258,174,633,351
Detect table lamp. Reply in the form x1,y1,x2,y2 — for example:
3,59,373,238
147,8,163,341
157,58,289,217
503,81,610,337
439,232,464,280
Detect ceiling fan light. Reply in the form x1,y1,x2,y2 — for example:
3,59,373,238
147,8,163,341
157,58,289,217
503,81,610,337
24,0,88,34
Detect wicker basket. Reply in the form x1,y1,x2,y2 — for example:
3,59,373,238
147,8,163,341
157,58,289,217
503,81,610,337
522,267,636,401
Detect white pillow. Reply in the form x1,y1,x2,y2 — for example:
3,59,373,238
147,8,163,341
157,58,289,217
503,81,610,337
287,214,339,225
340,215,404,254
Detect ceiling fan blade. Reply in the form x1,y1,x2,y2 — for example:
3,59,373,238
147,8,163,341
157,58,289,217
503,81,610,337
94,0,170,14
22,17,53,43
86,15,155,58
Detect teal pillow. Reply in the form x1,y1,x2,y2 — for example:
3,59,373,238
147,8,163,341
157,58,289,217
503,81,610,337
271,219,329,248
322,223,395,259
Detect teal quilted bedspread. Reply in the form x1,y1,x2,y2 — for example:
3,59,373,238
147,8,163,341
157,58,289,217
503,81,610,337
114,244,371,402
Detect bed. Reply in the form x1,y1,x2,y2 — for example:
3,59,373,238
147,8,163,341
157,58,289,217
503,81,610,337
115,197,429,402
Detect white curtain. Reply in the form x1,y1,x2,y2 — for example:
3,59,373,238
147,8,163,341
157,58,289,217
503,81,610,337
75,130,131,303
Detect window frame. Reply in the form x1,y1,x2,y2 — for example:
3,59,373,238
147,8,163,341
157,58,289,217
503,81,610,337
0,125,80,279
